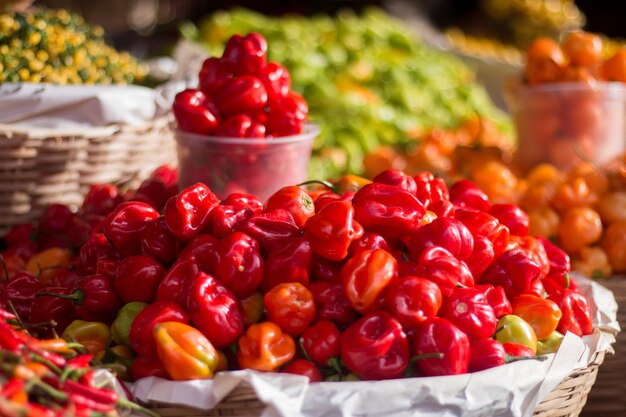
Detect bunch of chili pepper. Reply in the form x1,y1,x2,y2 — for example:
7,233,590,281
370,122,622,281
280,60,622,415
0,162,595,383
0,307,156,417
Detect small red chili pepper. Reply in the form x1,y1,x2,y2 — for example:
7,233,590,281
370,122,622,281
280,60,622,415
352,183,425,239
178,234,219,274
155,259,200,306
77,233,119,275
455,208,510,257
262,236,312,292
187,272,245,349
439,287,498,341
214,114,266,138
348,232,392,259
309,281,359,326
81,184,124,217
214,232,264,298
412,317,470,376
199,57,233,95
384,276,442,331
266,92,308,136
173,89,219,135
408,217,474,261
1,271,45,319
140,216,179,266
304,200,364,261
449,179,491,212
264,282,316,336
480,248,543,299
221,32,268,75
264,186,316,228
409,246,474,296
489,204,529,237
502,342,537,357
475,284,513,319
257,61,291,100
282,359,323,382
131,354,169,380
238,209,301,254
114,255,165,304
341,311,409,380
102,201,160,258
165,183,220,241
548,289,593,336
341,249,398,314
300,320,341,367
313,191,355,213
310,255,343,283
30,286,75,336
538,237,571,277
413,171,449,208
373,169,417,195
209,205,255,239
464,234,495,280
221,193,263,213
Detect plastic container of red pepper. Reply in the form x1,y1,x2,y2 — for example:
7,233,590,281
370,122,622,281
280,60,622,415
174,124,319,200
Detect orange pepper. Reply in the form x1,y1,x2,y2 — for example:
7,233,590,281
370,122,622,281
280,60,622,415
62,320,111,355
527,207,560,240
572,246,613,279
237,322,295,372
154,321,218,380
33,338,76,354
511,294,563,339
558,207,603,254
25,247,71,283
333,175,372,194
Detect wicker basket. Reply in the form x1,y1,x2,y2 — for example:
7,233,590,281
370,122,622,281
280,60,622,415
581,277,626,417
142,349,607,417
0,117,175,235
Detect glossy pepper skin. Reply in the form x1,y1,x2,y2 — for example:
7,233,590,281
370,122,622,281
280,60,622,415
300,320,341,367
102,201,160,258
264,186,316,228
155,259,201,306
214,232,264,298
413,171,449,208
348,232,392,259
78,233,118,275
352,183,425,239
129,300,190,357
187,272,245,349
340,311,409,380
495,315,538,353
173,89,219,135
488,204,529,237
154,321,219,381
264,283,316,336
455,208,510,257
221,32,268,75
384,276,442,331
209,205,254,239
512,294,562,339
131,354,168,380
262,236,312,292
2,272,45,319
309,281,359,326
439,287,498,341
237,321,295,372
165,183,220,241
140,216,179,266
408,217,474,261
412,317,470,376
475,284,512,319
449,179,491,212
178,234,219,274
114,255,165,304
548,289,593,336
407,247,474,296
464,235,495,279
238,209,300,254
480,248,543,299
468,338,507,372
304,200,364,261
373,169,417,195
111,302,147,347
62,320,111,355
29,286,75,336
341,249,398,314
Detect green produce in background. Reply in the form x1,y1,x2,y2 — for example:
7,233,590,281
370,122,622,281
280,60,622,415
186,7,512,178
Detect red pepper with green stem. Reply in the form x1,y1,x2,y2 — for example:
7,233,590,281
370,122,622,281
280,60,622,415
341,249,398,314
187,272,245,349
439,287,498,341
340,311,409,380
304,200,364,261
412,317,470,376
403,247,474,296
468,338,546,372
300,320,341,368
30,287,75,337
264,186,316,228
352,183,425,239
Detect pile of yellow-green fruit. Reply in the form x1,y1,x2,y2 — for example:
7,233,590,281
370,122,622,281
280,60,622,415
0,7,147,84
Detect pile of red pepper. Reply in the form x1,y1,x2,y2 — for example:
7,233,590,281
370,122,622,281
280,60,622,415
0,308,154,417
173,32,308,138
0,165,594,382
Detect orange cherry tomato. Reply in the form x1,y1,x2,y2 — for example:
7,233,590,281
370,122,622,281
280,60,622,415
561,31,603,68
603,221,626,272
572,246,613,279
527,207,560,239
596,191,626,224
525,37,566,84
471,161,519,204
600,48,626,82
552,176,598,213
558,207,603,254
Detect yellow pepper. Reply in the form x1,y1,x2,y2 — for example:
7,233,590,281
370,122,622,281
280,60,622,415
62,320,111,355
26,247,71,283
153,321,218,381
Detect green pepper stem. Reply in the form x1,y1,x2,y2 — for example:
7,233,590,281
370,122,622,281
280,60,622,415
35,289,84,305
117,397,161,417
296,179,337,192
505,355,548,364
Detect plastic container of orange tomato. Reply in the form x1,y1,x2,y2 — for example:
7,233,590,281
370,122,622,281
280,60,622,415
506,81,626,172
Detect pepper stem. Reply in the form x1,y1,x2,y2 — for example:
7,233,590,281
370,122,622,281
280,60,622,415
405,352,445,377
35,289,84,305
505,355,548,364
296,179,337,192
117,398,161,417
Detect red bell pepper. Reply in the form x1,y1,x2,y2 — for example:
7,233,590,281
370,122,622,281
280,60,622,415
129,300,190,356
78,233,119,275
409,246,474,296
237,321,295,372
262,236,312,292
256,61,291,100
455,208,510,257
488,204,529,237
114,255,165,304
480,248,543,299
373,169,417,195
313,191,355,213
309,281,359,326
221,192,264,213
187,272,245,348
282,359,323,382
173,89,219,135
238,209,301,254
30,286,75,336
439,287,498,341
102,202,159,258
264,282,316,336
165,183,219,241
221,32,268,75
155,259,200,306
449,179,491,212
413,171,449,208
310,255,343,283
538,237,571,277
140,216,179,266
352,183,425,239
214,232,263,298
340,311,409,380
1,271,45,319
512,294,562,339
178,234,219,274
300,320,341,367
475,284,513,318
548,289,593,336
341,249,398,314
198,57,233,95
348,232,392,259
266,92,308,136
412,317,470,376
304,200,364,261
264,185,316,228
408,217,474,261
384,276,442,330
209,205,255,239
464,234,495,279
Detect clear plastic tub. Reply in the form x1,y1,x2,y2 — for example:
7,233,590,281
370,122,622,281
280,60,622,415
175,124,319,201
506,82,626,172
